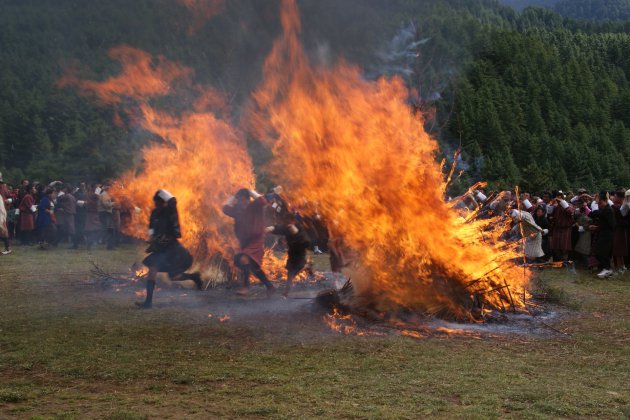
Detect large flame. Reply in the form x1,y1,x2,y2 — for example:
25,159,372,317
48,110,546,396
248,0,530,321
59,45,254,267
58,1,531,321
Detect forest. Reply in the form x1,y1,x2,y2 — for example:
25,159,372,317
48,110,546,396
0,0,629,192
501,0,630,21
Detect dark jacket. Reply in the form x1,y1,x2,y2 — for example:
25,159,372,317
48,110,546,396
591,205,616,257
270,222,311,270
147,199,181,252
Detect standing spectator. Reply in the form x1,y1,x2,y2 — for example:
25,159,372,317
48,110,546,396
84,185,102,250
590,192,616,278
15,181,29,241
18,185,36,245
533,205,551,261
118,194,135,244
36,188,57,249
624,190,630,268
34,183,45,205
98,184,114,248
510,209,546,262
0,172,10,201
56,185,77,247
7,194,19,241
110,199,121,249
0,194,11,255
573,198,592,267
0,179,16,239
5,186,18,239
549,192,575,263
611,191,628,274
74,183,88,248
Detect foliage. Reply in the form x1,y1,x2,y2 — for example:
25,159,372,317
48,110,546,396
555,0,630,21
498,0,560,11
0,0,628,192
449,29,630,191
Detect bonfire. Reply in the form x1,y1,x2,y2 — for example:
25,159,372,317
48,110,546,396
59,0,532,327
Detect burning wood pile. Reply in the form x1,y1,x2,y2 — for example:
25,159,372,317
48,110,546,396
248,0,531,323
60,0,534,330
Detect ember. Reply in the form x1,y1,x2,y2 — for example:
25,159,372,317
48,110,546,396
323,308,384,337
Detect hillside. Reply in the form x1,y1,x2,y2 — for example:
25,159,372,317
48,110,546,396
498,0,559,11
0,0,628,191
555,0,630,21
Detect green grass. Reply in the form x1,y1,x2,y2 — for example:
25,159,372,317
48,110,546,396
0,244,629,418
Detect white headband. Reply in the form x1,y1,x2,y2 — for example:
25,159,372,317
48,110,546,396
157,189,174,201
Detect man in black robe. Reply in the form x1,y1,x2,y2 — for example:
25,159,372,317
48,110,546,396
136,189,203,309
266,212,311,297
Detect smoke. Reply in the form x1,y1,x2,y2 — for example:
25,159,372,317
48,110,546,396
368,22,429,81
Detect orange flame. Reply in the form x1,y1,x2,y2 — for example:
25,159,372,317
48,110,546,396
59,46,254,269
262,249,311,283
60,1,530,321
134,266,149,278
248,0,530,321
323,307,384,337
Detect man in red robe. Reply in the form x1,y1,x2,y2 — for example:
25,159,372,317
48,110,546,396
549,191,575,263
18,185,36,245
223,188,275,297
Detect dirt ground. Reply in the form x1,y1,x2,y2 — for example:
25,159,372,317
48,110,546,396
0,244,628,419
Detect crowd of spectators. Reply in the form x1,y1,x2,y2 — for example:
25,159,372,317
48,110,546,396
457,188,630,278
0,173,138,254
2,171,628,280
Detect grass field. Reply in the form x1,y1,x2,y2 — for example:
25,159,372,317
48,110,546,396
0,244,628,419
